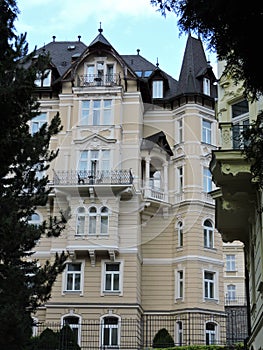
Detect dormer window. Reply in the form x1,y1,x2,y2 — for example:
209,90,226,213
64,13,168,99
152,80,163,98
203,77,210,95
35,69,51,87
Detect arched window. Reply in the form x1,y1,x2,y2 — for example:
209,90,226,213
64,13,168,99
88,207,97,235
227,284,236,301
177,221,183,247
203,219,214,248
76,207,85,235
205,322,217,345
100,207,109,234
101,316,120,347
28,213,41,227
176,321,183,346
62,315,81,346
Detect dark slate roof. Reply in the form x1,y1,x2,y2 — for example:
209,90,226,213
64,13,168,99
141,131,173,156
177,34,216,95
121,54,157,76
34,40,87,76
89,32,112,48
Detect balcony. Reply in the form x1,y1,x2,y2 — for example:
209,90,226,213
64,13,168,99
52,169,134,199
77,73,121,87
219,122,249,150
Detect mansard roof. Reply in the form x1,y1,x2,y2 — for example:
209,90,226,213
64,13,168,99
30,30,216,101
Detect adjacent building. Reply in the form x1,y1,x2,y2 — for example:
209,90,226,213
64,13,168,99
210,60,263,349
30,28,244,347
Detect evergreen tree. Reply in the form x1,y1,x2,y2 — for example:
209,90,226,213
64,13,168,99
151,0,263,100
0,1,68,348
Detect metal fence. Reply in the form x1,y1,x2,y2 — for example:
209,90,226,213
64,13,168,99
32,310,248,349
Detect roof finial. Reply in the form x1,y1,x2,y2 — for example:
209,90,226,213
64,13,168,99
156,57,159,68
98,22,103,34
137,49,140,55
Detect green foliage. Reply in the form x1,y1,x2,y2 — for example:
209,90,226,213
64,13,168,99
150,0,263,100
152,328,175,348
0,1,68,349
28,326,80,350
242,112,263,188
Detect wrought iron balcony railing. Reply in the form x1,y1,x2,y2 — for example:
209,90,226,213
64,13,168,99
53,169,133,186
78,73,121,87
232,124,250,149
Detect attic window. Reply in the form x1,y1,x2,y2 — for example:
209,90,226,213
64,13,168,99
135,71,142,77
144,70,152,77
203,77,210,96
67,45,76,50
152,80,163,98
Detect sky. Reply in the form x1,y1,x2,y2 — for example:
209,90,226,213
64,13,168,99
15,0,218,80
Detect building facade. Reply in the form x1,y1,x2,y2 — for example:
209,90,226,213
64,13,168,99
30,29,238,347
210,60,263,350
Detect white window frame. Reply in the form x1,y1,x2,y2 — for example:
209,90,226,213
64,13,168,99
175,269,184,300
31,112,47,135
178,119,183,143
78,149,111,173
101,261,123,295
202,119,212,144
203,219,214,249
178,166,183,192
100,314,121,348
63,262,84,294
152,80,163,98
35,69,51,87
203,77,210,95
28,212,42,227
175,321,183,346
226,254,236,271
76,207,86,235
61,314,82,346
227,284,236,301
203,167,212,193
203,270,217,300
205,321,218,345
80,99,112,126
177,221,183,247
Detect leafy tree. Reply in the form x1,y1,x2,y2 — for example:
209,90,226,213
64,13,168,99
242,112,263,189
0,1,68,349
150,0,263,100
152,327,175,348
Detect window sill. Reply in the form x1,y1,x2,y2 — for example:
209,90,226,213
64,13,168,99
102,291,122,296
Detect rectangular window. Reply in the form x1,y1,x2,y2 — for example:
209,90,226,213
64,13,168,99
104,263,120,292
35,69,51,87
178,166,183,192
80,100,90,125
31,113,47,134
227,285,236,301
202,119,212,144
178,119,183,143
65,263,81,292
152,80,163,98
80,100,112,125
79,150,110,174
226,255,236,271
177,270,184,299
204,271,215,299
203,167,212,193
203,77,210,95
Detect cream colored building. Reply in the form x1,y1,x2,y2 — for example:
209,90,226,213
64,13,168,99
210,60,263,350
30,29,240,347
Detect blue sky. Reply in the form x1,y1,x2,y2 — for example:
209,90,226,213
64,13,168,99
16,0,217,80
